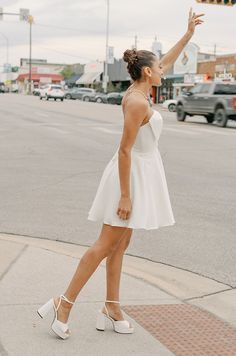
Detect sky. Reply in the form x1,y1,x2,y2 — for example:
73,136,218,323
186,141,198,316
0,0,235,68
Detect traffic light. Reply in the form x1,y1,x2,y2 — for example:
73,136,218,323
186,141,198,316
196,0,236,5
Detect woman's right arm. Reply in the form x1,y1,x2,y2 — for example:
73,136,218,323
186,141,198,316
116,97,148,220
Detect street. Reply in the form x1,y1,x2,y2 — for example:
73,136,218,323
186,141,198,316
0,93,236,286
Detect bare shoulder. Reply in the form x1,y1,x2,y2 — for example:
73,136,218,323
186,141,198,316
118,93,150,153
122,92,149,125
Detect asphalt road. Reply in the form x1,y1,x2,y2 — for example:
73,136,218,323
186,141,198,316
0,93,235,286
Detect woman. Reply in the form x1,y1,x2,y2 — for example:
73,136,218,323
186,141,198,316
37,8,204,339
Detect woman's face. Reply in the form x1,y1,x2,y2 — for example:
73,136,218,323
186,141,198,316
149,58,164,87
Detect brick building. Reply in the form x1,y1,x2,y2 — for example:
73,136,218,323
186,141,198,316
198,53,236,80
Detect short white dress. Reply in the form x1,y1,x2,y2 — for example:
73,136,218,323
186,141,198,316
87,109,176,230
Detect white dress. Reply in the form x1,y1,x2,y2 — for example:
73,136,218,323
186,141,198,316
87,109,176,230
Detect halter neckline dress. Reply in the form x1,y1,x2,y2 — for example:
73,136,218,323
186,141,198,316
87,109,175,230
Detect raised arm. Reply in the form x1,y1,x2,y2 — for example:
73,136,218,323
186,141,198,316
160,7,205,74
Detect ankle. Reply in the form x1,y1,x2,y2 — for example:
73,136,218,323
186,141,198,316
105,301,121,310
61,299,73,310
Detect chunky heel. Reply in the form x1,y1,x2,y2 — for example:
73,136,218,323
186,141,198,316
96,310,106,331
37,294,75,339
95,300,134,334
37,298,54,319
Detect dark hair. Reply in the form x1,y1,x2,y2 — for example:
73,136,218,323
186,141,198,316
123,49,157,81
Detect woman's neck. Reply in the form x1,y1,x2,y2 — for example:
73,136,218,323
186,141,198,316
130,81,151,96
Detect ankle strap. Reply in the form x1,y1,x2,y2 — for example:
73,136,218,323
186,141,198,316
60,294,75,305
105,300,120,304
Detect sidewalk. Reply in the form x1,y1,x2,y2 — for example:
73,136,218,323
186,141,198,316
1,233,236,356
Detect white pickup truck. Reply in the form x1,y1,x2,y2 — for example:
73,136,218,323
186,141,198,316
176,82,236,127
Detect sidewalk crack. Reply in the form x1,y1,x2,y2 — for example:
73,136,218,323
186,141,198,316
0,244,28,281
184,287,235,302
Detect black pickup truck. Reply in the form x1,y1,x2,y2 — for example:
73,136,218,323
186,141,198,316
176,82,236,127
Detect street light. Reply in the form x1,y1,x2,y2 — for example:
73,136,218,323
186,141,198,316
103,0,110,93
28,15,34,95
0,8,33,94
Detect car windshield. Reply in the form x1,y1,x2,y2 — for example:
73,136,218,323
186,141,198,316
214,84,236,95
52,86,62,90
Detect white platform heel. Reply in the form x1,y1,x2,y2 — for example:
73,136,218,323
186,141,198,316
37,294,74,339
96,300,134,334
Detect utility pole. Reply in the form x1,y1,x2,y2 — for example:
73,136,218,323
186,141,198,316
214,44,217,58
134,34,138,50
0,32,9,64
103,0,110,94
28,15,34,95
0,8,32,94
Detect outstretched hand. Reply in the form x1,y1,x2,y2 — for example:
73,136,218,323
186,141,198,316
187,7,205,35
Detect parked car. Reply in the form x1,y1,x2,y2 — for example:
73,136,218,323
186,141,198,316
106,92,125,105
40,84,65,101
176,82,236,127
33,88,42,96
0,84,5,93
65,87,95,100
162,99,177,112
11,84,19,93
82,92,107,103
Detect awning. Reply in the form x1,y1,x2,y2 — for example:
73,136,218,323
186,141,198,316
16,73,64,82
76,71,102,85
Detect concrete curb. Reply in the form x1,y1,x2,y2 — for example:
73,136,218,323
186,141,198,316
1,232,236,328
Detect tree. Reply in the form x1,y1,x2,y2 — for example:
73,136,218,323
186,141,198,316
60,66,74,79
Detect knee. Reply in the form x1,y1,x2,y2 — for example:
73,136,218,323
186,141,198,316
93,240,120,258
119,234,132,252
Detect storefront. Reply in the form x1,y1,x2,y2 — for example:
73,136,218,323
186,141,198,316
16,73,64,93
76,61,103,89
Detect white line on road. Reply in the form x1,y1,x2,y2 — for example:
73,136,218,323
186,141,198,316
163,127,199,135
35,112,49,118
91,127,121,135
164,124,236,137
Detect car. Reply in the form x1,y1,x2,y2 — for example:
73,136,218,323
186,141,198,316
33,88,42,96
40,84,65,101
65,87,96,100
82,92,107,103
162,99,177,112
176,81,236,127
106,92,125,105
0,84,5,93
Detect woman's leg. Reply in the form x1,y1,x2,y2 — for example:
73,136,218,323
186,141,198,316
102,228,133,320
54,223,127,324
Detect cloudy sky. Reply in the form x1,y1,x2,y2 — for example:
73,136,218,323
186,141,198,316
0,0,235,68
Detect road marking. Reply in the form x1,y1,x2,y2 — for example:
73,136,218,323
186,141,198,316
189,127,236,137
163,127,199,135
165,124,236,137
34,112,49,117
91,127,121,135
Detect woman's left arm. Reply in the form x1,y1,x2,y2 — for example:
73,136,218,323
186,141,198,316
160,8,205,74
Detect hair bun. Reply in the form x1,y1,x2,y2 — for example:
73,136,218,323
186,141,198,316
123,49,138,65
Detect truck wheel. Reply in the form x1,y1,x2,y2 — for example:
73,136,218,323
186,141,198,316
205,115,214,124
176,104,186,121
214,108,228,127
168,103,176,112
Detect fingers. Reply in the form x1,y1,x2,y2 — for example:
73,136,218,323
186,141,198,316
116,208,130,220
189,7,205,20
189,7,192,19
193,13,205,19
